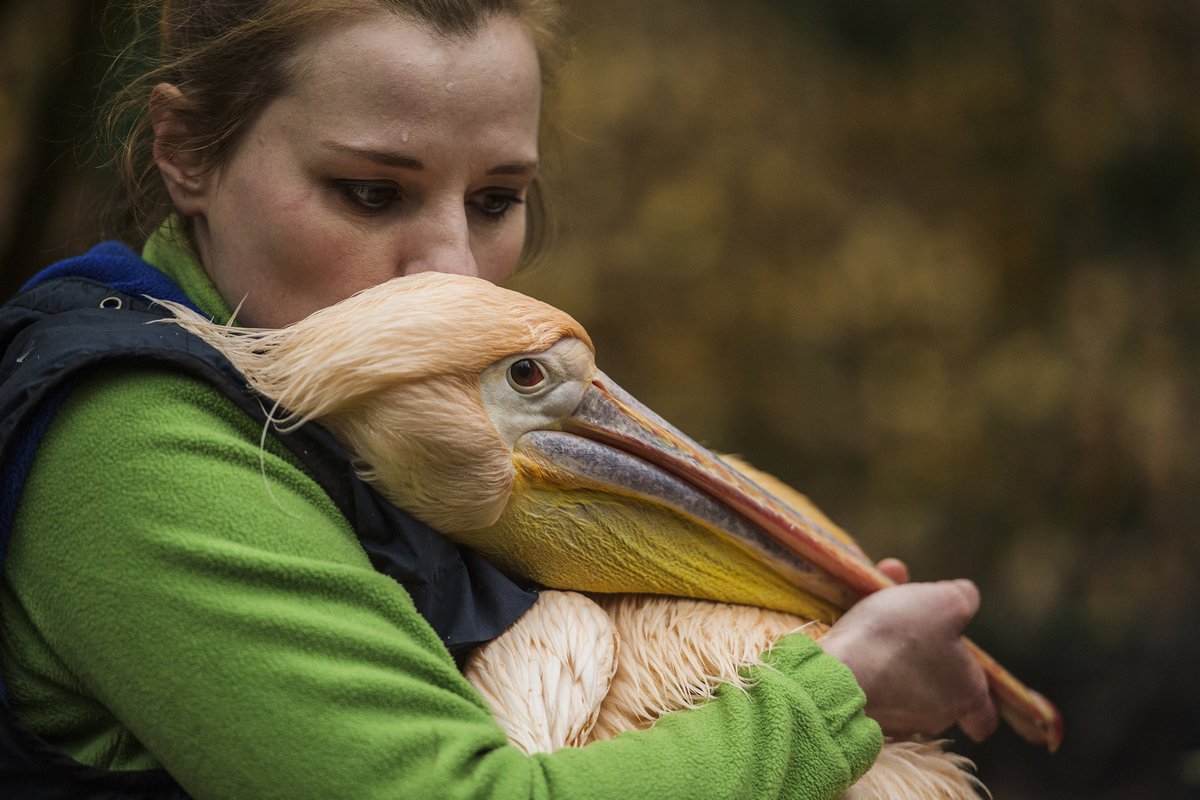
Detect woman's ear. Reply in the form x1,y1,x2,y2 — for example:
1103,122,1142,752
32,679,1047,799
150,82,209,217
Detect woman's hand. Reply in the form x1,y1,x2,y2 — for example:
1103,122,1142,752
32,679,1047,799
819,572,999,742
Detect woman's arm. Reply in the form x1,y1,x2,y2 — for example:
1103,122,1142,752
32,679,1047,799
2,368,880,800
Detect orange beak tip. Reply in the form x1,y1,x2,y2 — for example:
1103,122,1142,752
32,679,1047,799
998,689,1064,753
1043,697,1065,754
1026,689,1064,754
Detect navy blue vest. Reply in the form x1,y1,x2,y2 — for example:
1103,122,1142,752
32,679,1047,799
0,243,536,798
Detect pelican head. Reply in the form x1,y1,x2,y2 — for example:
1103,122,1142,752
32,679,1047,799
164,271,1062,752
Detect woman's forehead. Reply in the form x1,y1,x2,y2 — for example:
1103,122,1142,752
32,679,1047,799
282,13,542,135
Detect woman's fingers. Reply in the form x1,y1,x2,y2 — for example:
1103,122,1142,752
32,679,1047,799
959,695,1000,742
874,557,910,584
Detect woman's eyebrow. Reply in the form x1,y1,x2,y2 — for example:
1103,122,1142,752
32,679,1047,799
320,141,537,178
321,140,423,170
487,161,539,177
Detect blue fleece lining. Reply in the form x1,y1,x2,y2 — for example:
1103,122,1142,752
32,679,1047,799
20,242,199,311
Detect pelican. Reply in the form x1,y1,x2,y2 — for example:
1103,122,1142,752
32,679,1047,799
162,272,1062,798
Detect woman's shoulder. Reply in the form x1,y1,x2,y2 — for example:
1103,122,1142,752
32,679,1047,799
13,365,357,563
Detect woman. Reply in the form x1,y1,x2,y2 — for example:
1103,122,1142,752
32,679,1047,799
0,1,995,797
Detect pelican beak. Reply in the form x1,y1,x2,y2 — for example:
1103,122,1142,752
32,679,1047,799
562,375,891,599
509,371,1063,753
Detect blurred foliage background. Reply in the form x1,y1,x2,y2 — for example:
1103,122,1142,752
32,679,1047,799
3,0,1198,796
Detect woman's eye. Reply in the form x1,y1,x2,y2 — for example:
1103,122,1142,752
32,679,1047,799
507,358,546,392
473,190,524,220
339,181,401,212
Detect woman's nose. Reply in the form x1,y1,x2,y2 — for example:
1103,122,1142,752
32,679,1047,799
398,206,478,278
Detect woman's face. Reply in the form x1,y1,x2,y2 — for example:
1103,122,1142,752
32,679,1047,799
167,13,542,328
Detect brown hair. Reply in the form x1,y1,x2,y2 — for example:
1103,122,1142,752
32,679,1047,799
104,0,568,262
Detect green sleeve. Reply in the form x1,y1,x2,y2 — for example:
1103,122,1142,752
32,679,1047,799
0,369,880,800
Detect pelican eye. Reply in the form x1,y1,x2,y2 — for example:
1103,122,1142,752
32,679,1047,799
507,358,546,393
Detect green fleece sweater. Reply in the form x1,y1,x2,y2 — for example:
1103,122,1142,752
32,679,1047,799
0,230,882,799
